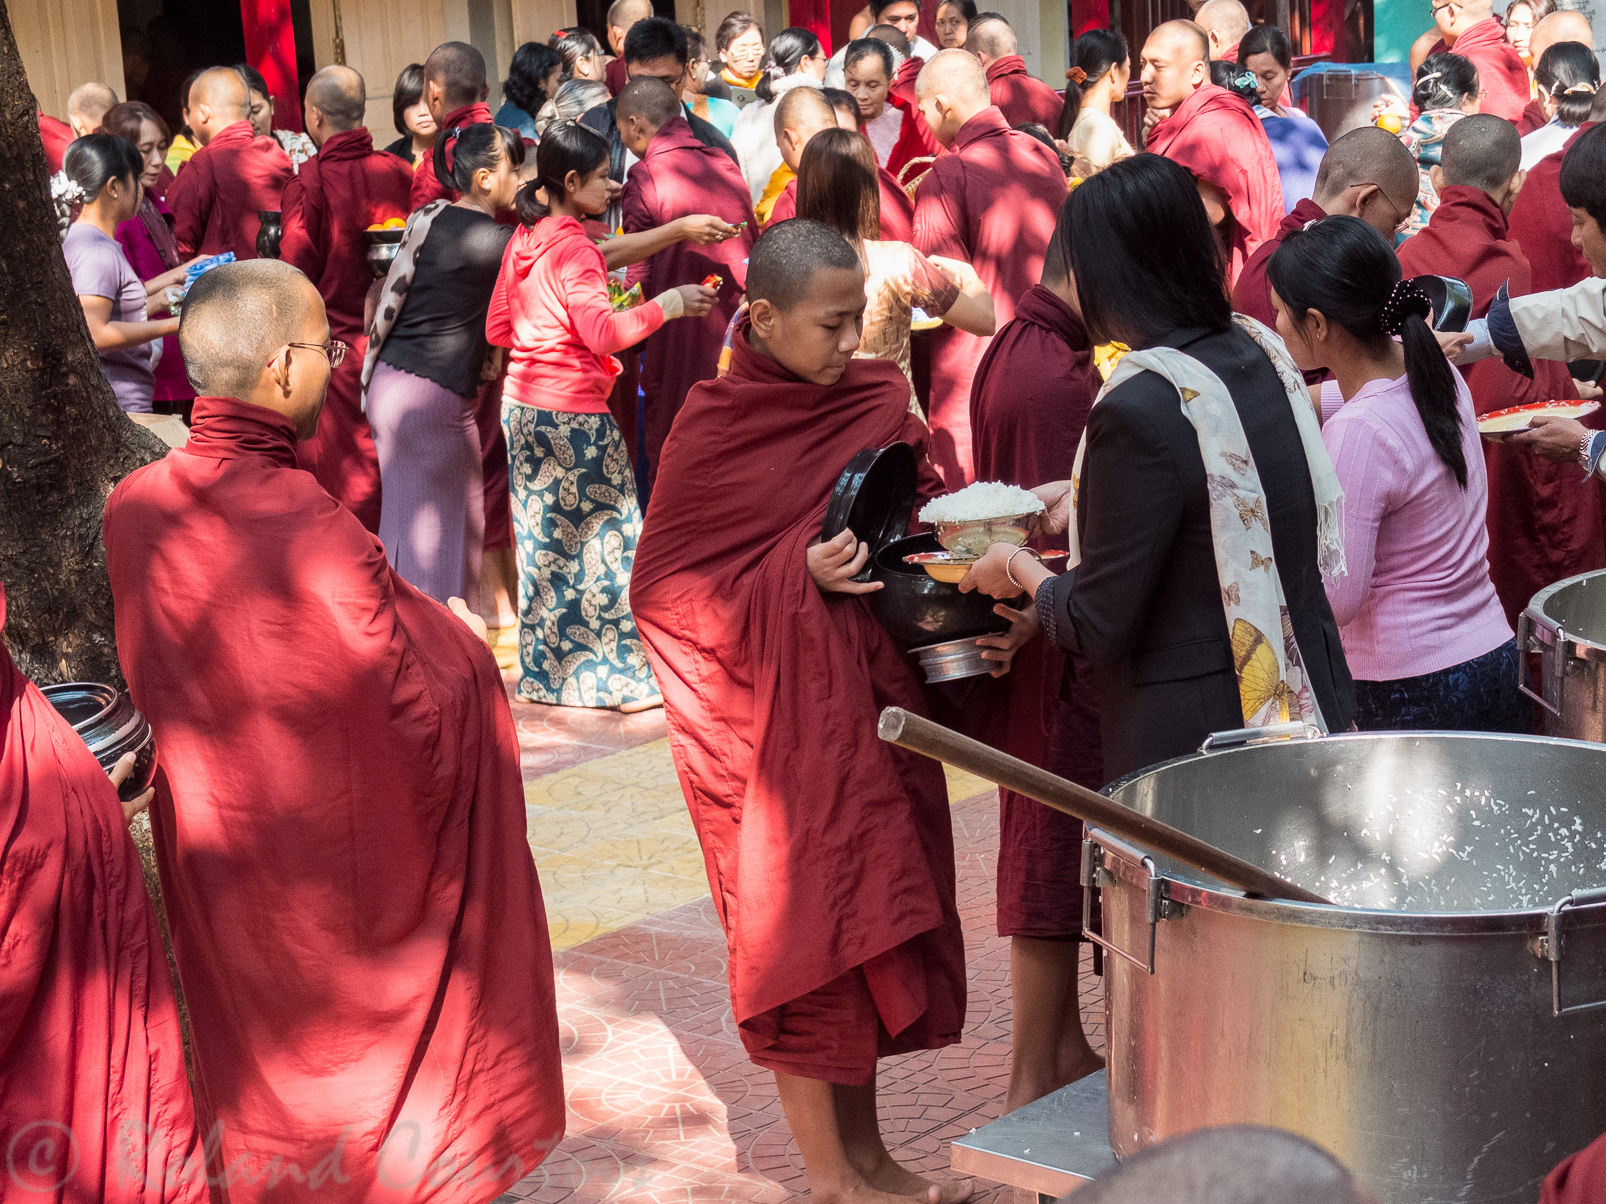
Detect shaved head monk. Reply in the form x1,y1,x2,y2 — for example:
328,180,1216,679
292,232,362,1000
617,76,756,486
411,41,492,208
102,259,564,1199
1142,19,1283,282
632,219,969,1204
968,16,1063,127
1422,0,1531,122
914,48,1068,484
67,80,117,136
280,64,412,533
766,84,916,240
606,0,655,94
1234,126,1420,328
1196,0,1250,59
165,66,293,259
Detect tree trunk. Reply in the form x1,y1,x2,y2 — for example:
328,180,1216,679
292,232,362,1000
0,0,167,687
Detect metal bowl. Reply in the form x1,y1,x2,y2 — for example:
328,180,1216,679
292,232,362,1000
1411,274,1473,333
933,512,1040,558
909,634,997,682
364,227,405,279
39,682,156,802
870,533,1017,646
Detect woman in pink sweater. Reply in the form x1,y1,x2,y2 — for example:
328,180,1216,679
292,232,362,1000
488,120,715,709
1268,215,1525,731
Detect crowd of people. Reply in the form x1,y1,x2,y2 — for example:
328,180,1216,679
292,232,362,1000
16,0,1606,1200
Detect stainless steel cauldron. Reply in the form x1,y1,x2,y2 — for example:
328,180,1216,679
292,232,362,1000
1091,730,1606,1204
1521,570,1606,741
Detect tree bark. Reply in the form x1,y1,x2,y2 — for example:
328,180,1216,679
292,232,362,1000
0,1,167,686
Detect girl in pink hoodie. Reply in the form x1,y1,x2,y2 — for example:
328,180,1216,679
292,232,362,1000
487,119,718,709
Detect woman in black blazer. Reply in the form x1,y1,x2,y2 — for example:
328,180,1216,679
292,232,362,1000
963,154,1355,781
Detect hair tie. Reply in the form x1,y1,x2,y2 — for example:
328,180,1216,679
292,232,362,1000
553,28,565,37
1376,277,1433,336
443,123,465,173
1066,66,1088,84
1301,217,1322,231
1564,82,1599,95
1417,69,1442,85
50,171,87,206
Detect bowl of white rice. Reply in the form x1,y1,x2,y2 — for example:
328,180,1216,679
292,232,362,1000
919,482,1045,557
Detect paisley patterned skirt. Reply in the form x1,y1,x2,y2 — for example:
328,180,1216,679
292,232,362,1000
503,404,658,708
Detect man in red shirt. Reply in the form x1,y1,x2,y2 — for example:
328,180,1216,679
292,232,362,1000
166,67,293,259
968,16,1063,128
38,108,74,172
280,64,413,533
914,49,1067,485
1422,0,1531,123
410,42,494,209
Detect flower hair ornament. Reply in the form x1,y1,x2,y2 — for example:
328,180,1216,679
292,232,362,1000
51,171,87,206
1066,66,1088,84
1375,277,1433,336
442,123,465,174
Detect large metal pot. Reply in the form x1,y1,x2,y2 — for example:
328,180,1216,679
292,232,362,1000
1092,730,1606,1204
1520,569,1606,741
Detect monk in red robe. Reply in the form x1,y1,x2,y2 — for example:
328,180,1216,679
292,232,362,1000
411,42,494,209
1197,0,1250,60
617,78,757,486
913,49,1067,485
606,0,653,95
280,65,412,534
966,225,1106,1112
767,88,919,241
166,67,293,260
38,109,74,172
1542,1130,1606,1203
102,260,564,1201
632,220,969,1204
0,587,204,1204
1422,0,1531,123
1141,21,1283,285
1511,123,1596,294
970,17,1063,129
1397,114,1605,628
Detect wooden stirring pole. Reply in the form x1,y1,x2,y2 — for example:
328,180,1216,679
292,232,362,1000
878,707,1332,906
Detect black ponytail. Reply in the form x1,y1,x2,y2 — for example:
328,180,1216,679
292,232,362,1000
1413,51,1479,112
1058,28,1127,137
1536,41,1600,128
515,119,608,224
62,133,143,202
755,27,823,103
1268,214,1467,488
432,122,525,198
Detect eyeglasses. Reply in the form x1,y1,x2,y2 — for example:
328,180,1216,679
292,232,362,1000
280,339,347,367
1352,182,1412,233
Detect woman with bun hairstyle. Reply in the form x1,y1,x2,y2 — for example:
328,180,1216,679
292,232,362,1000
1057,29,1133,171
1401,51,1481,231
1268,215,1522,731
1521,41,1600,168
729,27,828,201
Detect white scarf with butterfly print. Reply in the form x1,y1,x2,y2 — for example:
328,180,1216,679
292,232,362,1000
1066,315,1346,731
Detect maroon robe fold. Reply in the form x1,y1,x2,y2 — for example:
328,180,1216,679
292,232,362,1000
890,55,923,109
631,334,963,1083
914,106,1067,485
620,117,757,485
1426,20,1531,124
0,585,204,1204
280,126,413,533
38,111,73,173
886,88,942,183
1510,124,1594,294
1397,186,1605,626
1232,196,1325,327
410,102,494,209
1146,83,1284,285
766,164,916,242
1542,1131,1606,1204
985,55,1064,130
1517,98,1549,136
102,397,564,1201
968,285,1103,936
166,120,294,260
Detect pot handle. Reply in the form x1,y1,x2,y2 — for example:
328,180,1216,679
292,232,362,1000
1199,720,1322,753
1538,886,1606,1016
1515,612,1564,718
1081,833,1176,976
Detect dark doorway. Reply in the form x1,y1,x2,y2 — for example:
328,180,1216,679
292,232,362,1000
574,0,679,48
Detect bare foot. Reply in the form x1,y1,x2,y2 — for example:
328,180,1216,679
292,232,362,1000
1057,1048,1106,1087
807,1174,936,1203
856,1153,973,1202
618,694,664,714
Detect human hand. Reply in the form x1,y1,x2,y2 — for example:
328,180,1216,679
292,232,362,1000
108,751,153,825
1436,330,1474,361
958,542,1045,599
927,254,978,289
1032,479,1074,535
448,595,491,644
1572,375,1603,401
807,528,883,595
974,602,1041,677
1509,415,1591,463
1141,107,1169,142
675,283,718,317
604,178,623,205
678,214,741,244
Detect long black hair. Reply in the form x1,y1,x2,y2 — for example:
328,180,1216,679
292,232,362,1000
1238,23,1291,70
433,122,526,197
1413,51,1478,111
515,119,609,224
1536,41,1600,127
1061,152,1229,346
63,132,144,202
550,27,604,80
1268,215,1467,486
504,41,563,115
756,28,824,102
1058,28,1127,137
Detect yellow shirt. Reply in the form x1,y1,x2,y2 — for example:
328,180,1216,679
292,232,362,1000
165,131,197,174
755,163,795,224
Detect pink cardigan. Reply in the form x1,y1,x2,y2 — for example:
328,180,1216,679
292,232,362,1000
1321,369,1511,681
486,215,666,413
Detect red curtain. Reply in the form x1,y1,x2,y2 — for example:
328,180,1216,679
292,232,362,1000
1071,0,1111,38
1308,0,1342,55
240,0,303,132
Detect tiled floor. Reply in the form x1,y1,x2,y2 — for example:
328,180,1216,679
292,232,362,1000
494,630,1105,1203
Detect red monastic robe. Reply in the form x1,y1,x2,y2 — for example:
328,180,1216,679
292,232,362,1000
621,117,757,485
1542,1131,1606,1204
606,55,629,96
631,333,964,1083
1397,185,1605,626
39,111,73,172
985,55,1064,130
280,126,413,533
410,102,494,209
1510,124,1593,294
886,89,942,183
1231,196,1325,327
968,285,1103,936
766,164,916,241
913,106,1067,485
1145,83,1284,285
102,397,564,1201
1427,20,1531,124
0,587,204,1204
1517,98,1549,135
166,120,294,260
890,55,923,109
